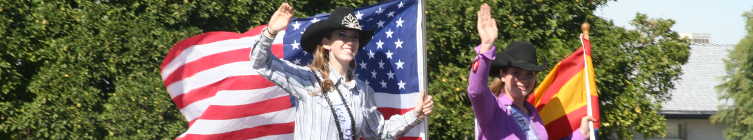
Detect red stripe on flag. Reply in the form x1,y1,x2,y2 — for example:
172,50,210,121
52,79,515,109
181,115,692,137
162,41,284,88
375,101,424,140
242,26,268,36
528,48,586,109
544,105,586,140
581,34,592,56
177,122,294,140
377,107,414,119
590,95,601,129
172,75,278,109
197,96,292,120
163,48,251,86
161,26,266,70
271,44,284,59
542,95,600,140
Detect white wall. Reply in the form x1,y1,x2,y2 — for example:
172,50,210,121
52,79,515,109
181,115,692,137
634,118,726,140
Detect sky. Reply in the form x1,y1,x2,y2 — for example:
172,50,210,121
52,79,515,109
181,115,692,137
595,0,753,45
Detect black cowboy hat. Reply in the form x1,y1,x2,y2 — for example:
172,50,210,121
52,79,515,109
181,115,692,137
301,7,374,53
490,41,545,77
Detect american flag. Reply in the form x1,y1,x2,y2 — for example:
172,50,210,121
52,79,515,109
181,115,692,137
160,0,426,139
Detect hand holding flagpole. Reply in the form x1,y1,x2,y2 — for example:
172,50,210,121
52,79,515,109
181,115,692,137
414,92,434,119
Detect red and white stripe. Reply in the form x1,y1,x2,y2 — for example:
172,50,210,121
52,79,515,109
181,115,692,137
162,25,425,139
162,26,293,140
374,91,426,140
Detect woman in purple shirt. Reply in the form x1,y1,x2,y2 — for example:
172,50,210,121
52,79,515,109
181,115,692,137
467,3,592,140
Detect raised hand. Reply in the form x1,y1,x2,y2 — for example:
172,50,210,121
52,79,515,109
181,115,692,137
267,3,295,35
477,3,497,52
414,92,434,119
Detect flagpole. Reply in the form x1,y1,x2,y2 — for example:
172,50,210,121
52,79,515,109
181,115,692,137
580,22,596,140
417,0,429,139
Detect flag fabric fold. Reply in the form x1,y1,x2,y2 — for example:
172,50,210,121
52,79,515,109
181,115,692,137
527,34,601,140
160,0,426,139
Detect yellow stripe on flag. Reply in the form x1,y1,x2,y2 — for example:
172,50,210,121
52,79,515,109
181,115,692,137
537,72,581,124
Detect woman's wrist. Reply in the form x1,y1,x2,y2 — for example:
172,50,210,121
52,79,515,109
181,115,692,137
414,109,426,120
263,27,277,38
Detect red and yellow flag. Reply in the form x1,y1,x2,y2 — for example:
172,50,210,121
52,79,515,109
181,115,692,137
527,34,600,140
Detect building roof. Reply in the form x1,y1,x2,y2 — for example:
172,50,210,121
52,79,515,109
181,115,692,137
662,44,734,118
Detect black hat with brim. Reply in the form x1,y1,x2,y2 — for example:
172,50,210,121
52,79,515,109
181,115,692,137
301,7,374,53
490,41,545,77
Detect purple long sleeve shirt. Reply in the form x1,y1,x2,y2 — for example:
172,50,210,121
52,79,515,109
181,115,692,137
467,45,585,140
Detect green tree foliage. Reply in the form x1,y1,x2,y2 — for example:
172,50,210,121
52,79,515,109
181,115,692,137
711,9,753,140
425,0,690,139
0,0,689,139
